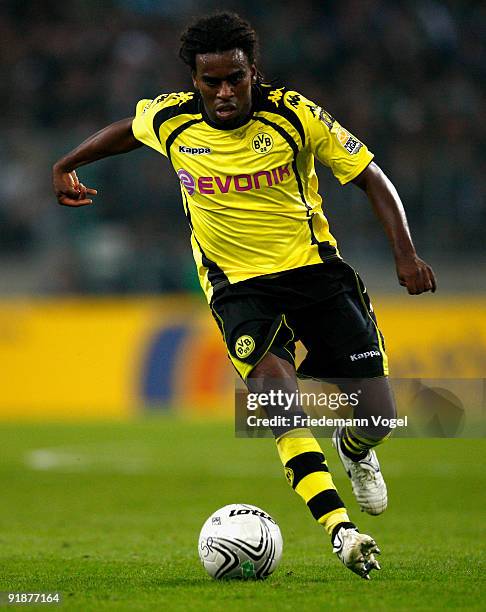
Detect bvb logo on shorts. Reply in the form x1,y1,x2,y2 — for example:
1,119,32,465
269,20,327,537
251,132,273,154
235,335,255,359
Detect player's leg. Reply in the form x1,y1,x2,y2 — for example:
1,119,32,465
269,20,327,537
330,266,395,515
295,260,395,515
248,352,380,579
248,352,351,536
332,376,396,515
335,375,396,457
209,271,380,578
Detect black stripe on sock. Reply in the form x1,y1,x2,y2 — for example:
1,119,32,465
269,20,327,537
307,489,345,521
346,425,373,448
341,427,369,460
285,452,329,489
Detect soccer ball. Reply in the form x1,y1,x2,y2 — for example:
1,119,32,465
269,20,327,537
198,503,283,579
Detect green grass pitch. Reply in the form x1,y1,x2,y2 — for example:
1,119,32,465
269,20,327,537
0,418,484,611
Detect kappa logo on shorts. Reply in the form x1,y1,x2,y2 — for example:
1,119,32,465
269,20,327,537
350,350,381,362
235,335,255,359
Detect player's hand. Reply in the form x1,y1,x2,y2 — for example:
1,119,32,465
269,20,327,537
52,166,98,207
395,254,437,295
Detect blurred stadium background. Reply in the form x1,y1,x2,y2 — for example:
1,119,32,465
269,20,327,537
0,0,485,419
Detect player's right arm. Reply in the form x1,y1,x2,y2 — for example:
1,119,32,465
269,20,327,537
52,117,142,207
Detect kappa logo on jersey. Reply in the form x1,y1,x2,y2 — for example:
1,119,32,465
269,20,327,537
177,164,292,195
235,335,255,359
251,132,273,154
143,92,194,113
152,93,169,107
336,127,363,155
175,91,195,106
287,94,301,108
179,145,211,155
268,87,284,106
177,169,196,195
308,104,335,130
350,350,381,362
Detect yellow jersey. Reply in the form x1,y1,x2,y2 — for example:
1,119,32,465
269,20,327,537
131,85,373,302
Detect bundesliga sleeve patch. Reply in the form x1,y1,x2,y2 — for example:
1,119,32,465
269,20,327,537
336,127,363,155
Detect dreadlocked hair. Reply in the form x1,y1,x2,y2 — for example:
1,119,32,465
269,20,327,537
179,12,264,82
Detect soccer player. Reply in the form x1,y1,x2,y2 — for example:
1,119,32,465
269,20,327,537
52,12,436,579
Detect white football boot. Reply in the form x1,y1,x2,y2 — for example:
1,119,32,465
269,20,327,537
332,526,381,580
332,427,387,515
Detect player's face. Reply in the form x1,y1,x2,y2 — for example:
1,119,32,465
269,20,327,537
192,49,256,128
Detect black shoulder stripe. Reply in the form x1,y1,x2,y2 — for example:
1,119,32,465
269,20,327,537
271,105,306,148
255,116,298,156
255,116,311,217
152,93,200,145
254,85,306,147
256,115,331,259
165,119,203,160
153,106,180,141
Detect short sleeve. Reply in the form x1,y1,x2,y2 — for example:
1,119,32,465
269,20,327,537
284,92,374,185
131,96,168,156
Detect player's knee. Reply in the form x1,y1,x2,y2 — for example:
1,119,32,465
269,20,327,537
249,351,296,384
382,390,397,421
351,376,397,439
247,352,297,397
247,352,305,438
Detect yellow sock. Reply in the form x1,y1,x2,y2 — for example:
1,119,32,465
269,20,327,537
276,428,352,535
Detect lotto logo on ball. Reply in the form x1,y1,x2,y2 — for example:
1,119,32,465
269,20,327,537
235,335,255,359
198,504,283,580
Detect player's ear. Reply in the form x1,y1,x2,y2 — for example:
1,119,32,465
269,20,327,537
250,64,257,84
192,71,199,90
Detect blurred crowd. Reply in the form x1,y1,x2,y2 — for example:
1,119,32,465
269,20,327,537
0,0,484,294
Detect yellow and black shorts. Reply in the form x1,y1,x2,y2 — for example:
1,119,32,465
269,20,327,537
210,260,388,381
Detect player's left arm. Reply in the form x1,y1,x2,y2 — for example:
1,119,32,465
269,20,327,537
285,91,436,294
352,162,437,295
